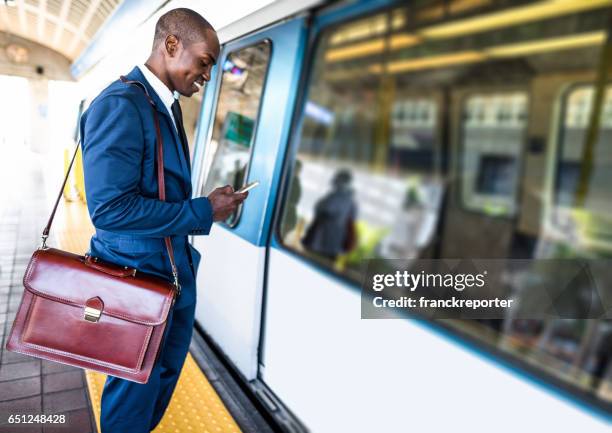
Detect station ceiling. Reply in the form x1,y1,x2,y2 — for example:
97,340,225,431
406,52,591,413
0,0,123,60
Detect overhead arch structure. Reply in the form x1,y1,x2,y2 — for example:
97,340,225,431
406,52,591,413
0,0,123,62
0,30,72,79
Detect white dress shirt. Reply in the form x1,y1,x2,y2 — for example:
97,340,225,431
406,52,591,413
138,63,179,133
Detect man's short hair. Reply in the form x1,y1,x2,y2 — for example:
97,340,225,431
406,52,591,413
153,8,215,48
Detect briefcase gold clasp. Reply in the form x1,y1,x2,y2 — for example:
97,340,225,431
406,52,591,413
84,297,104,323
84,306,102,323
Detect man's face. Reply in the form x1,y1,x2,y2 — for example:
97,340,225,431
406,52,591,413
165,31,220,97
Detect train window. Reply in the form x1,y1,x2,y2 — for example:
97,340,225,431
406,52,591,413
555,85,612,215
461,93,527,216
200,41,271,226
278,0,612,410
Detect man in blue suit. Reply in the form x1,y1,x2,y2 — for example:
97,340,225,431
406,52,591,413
79,8,247,433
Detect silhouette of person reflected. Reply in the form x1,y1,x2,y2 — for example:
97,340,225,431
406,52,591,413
232,159,246,191
302,169,357,261
282,160,302,239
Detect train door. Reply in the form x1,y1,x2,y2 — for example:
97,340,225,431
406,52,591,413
528,82,612,397
440,87,529,258
543,84,612,255
191,18,308,380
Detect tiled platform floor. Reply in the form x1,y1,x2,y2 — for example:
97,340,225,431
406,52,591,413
0,147,97,433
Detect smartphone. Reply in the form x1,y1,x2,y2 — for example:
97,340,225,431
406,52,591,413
236,181,259,194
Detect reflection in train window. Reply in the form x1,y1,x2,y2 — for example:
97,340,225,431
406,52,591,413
278,0,612,410
461,93,527,217
200,41,271,226
390,98,439,171
476,156,515,195
555,85,612,216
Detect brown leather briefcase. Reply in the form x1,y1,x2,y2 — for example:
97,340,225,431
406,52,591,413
5,77,180,384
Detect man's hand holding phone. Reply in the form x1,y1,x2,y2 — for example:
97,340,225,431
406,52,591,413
207,181,258,222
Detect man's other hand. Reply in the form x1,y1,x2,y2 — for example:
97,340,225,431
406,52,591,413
208,185,248,221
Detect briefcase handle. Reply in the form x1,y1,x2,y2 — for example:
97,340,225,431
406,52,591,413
39,75,181,294
83,254,137,278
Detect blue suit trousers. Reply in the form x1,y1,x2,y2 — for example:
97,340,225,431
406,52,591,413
99,263,197,433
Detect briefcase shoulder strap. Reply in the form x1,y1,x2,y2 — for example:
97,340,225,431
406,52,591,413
39,74,180,292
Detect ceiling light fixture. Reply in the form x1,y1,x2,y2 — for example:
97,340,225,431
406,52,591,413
387,51,486,73
419,0,612,39
485,31,607,57
6,44,29,63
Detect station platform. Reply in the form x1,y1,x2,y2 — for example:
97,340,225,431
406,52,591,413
0,149,272,433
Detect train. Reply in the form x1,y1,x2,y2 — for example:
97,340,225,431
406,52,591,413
72,0,612,431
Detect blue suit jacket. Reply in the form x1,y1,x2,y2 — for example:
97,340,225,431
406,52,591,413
80,66,212,308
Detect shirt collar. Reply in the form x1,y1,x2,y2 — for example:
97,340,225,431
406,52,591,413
138,63,178,112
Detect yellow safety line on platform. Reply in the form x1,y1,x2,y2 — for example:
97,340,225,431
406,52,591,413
85,356,242,433
55,200,242,433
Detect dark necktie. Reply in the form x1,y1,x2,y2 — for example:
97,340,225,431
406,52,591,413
170,99,191,171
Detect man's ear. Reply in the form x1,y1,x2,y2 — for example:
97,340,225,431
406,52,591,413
165,35,179,57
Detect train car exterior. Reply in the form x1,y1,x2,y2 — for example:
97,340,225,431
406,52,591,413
191,1,612,431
